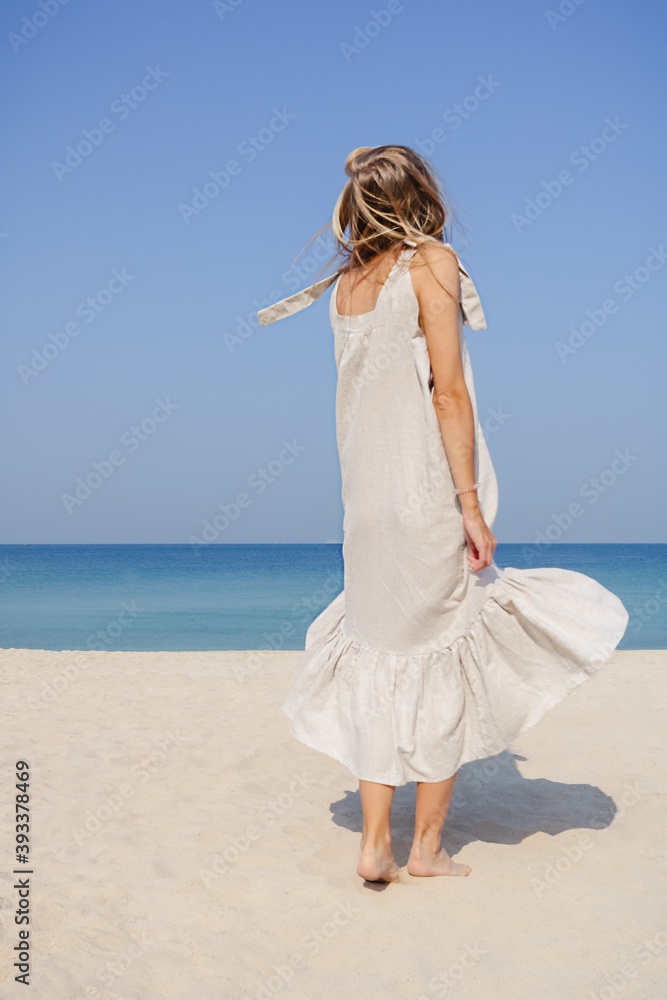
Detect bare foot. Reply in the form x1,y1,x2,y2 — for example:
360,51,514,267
357,840,401,882
407,846,471,877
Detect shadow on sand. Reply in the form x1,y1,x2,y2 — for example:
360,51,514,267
329,749,617,869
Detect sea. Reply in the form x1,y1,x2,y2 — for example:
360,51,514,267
0,544,664,652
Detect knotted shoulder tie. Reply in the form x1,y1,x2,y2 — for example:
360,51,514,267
257,240,487,330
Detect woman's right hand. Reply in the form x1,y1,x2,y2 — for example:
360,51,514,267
461,506,497,573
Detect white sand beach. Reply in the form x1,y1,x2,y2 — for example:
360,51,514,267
0,646,665,999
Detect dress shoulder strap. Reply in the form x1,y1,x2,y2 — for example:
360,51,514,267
257,240,487,330
449,247,487,330
257,271,340,327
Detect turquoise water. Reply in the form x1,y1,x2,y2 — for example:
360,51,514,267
0,544,664,652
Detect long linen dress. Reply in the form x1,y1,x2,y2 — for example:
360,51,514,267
257,240,629,786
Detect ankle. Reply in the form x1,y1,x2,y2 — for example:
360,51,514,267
361,830,392,851
410,830,442,855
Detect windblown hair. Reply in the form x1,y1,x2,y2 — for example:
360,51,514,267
299,144,467,303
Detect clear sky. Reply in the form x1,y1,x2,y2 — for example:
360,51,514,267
2,0,665,544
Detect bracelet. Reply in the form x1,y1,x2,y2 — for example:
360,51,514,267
454,482,480,495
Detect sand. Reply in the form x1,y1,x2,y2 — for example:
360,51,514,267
0,646,665,1000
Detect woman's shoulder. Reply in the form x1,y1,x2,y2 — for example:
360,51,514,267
410,241,461,295
412,240,459,268
409,241,487,331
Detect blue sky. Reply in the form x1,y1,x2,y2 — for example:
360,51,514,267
2,0,665,543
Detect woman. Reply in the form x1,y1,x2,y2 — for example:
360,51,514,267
258,145,628,883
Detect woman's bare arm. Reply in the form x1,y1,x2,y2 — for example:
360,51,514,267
411,243,497,572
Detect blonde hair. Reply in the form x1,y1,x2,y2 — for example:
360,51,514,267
299,144,467,304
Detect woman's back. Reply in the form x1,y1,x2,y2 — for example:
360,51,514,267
334,247,406,317
328,241,500,657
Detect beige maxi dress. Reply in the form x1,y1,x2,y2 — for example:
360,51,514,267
257,240,629,785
